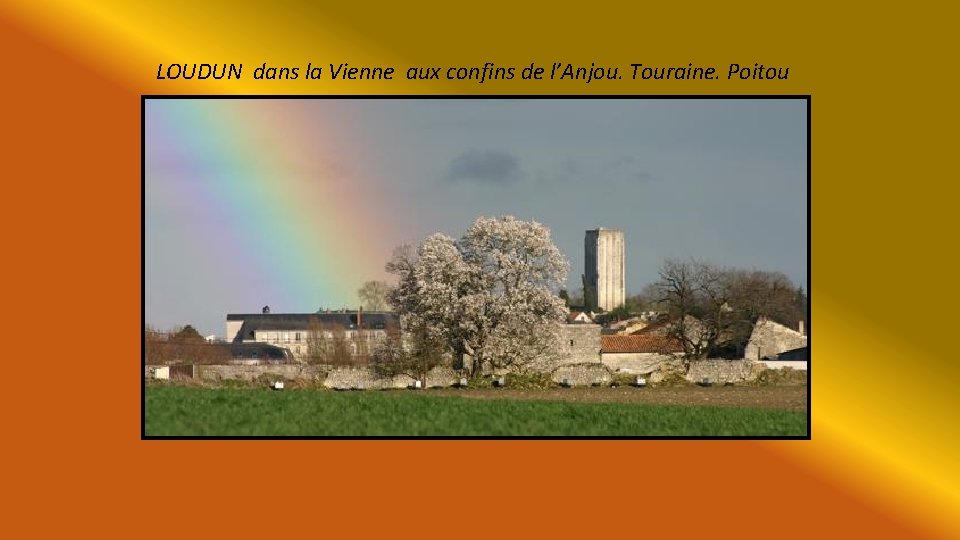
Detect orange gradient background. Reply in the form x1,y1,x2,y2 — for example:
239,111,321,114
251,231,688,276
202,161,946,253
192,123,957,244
2,2,957,538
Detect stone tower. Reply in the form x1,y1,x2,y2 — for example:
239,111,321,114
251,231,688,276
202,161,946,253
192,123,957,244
584,228,625,312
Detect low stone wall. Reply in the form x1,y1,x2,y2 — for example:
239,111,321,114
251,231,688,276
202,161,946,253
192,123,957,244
323,366,458,390
152,358,779,387
602,352,680,374
685,360,762,384
193,364,459,389
550,363,612,386
196,364,326,382
145,365,169,379
323,367,407,390
760,360,807,371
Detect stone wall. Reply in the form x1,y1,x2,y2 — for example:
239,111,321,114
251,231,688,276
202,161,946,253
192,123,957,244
759,360,807,371
744,319,807,360
529,324,602,372
192,363,459,389
462,323,602,374
197,364,325,382
323,366,457,390
685,360,763,384
322,367,406,390
550,363,612,386
602,352,681,374
145,365,169,379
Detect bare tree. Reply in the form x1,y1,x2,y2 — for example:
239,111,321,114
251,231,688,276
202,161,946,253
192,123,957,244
653,259,807,364
654,259,732,364
723,269,807,355
358,280,391,311
329,324,353,366
624,282,667,314
305,316,328,365
144,324,230,365
306,318,355,366
371,323,445,384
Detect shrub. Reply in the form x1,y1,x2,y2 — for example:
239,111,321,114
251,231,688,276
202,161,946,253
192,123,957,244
750,368,807,386
504,371,554,389
220,378,257,389
609,372,643,387
286,376,328,390
653,371,693,387
467,374,494,388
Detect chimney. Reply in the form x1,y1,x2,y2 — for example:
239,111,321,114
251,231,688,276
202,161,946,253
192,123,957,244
798,320,805,336
358,305,363,330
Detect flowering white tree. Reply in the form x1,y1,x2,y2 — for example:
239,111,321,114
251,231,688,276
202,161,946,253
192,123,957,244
387,216,569,376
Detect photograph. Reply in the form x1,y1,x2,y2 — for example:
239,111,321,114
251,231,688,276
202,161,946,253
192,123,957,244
143,97,809,437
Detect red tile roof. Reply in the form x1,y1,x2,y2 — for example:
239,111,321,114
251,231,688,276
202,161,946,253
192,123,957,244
601,334,684,354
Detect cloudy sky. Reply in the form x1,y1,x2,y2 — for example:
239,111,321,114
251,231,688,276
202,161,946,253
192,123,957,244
146,98,807,337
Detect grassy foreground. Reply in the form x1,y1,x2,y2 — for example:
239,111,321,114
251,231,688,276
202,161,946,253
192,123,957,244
145,387,806,437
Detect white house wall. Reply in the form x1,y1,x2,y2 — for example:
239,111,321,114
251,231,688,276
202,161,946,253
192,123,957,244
744,319,807,360
759,360,807,371
226,320,244,342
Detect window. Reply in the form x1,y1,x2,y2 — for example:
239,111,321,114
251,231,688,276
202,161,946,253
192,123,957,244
295,332,301,342
570,340,574,346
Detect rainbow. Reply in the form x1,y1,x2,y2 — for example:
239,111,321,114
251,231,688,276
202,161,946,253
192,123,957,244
146,99,399,313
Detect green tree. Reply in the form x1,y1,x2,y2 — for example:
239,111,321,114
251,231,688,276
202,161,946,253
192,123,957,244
173,324,204,343
608,304,631,321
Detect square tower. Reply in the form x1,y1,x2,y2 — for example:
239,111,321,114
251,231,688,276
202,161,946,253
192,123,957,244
584,228,625,312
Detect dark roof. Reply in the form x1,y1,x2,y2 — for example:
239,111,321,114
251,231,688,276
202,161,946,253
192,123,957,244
229,342,292,359
227,312,398,342
773,346,808,361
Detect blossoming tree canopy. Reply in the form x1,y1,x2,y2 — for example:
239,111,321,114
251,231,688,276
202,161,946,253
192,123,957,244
386,216,570,375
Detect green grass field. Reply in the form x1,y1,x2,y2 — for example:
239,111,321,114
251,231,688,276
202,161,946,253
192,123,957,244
145,386,806,436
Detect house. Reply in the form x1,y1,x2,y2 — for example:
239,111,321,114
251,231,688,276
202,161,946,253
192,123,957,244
600,333,684,373
627,317,704,342
606,317,647,335
775,346,808,361
744,317,807,361
226,310,398,361
567,310,595,324
629,319,671,336
759,345,808,371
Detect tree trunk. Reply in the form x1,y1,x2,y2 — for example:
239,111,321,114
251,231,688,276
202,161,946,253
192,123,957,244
470,349,483,377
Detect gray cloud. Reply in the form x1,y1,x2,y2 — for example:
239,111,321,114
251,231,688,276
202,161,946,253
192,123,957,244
445,149,522,185
602,155,656,185
532,156,654,187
